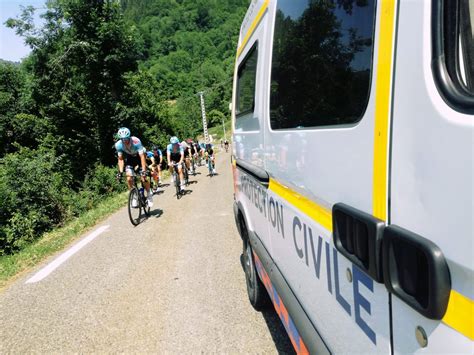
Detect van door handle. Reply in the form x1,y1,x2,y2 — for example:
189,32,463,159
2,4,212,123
235,158,269,188
382,225,451,320
332,203,385,282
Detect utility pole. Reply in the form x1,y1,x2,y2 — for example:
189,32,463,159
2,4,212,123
198,92,209,143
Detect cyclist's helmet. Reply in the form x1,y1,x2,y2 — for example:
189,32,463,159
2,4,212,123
170,136,179,144
117,127,131,139
152,145,159,151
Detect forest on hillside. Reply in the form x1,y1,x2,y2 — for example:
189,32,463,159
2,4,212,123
0,0,248,255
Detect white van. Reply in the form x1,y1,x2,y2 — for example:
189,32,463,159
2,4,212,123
231,0,473,353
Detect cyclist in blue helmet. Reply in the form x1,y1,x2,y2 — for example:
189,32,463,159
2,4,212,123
145,145,163,193
205,143,216,174
115,127,153,207
166,136,185,192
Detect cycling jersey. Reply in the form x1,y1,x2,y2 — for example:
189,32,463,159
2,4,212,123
167,143,183,163
183,145,191,158
146,150,162,159
167,143,184,155
115,137,144,157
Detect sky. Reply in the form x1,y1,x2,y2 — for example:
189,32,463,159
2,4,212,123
0,0,46,62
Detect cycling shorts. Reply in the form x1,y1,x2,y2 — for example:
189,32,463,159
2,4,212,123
169,153,182,163
124,154,141,175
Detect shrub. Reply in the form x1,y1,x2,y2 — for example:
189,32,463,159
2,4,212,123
83,164,124,197
0,146,70,254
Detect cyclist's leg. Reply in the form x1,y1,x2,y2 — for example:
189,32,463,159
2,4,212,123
178,164,185,190
169,163,175,181
125,166,134,189
152,165,159,185
139,168,153,207
124,155,138,190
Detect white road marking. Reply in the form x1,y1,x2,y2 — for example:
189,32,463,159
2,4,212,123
25,225,110,284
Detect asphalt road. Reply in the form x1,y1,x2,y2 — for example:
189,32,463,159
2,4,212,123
0,151,294,354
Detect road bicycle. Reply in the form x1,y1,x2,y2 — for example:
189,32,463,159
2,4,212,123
171,163,185,199
183,161,190,185
207,156,215,177
191,155,197,175
126,171,151,226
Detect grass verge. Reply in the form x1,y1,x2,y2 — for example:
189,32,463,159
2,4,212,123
0,191,128,290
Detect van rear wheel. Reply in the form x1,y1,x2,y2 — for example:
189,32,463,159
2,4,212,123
243,237,269,310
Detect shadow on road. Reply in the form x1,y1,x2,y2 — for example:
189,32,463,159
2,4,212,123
261,307,296,355
149,209,163,218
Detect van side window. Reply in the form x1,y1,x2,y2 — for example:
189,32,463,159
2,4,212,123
432,0,474,113
459,0,474,91
270,0,377,129
236,44,258,117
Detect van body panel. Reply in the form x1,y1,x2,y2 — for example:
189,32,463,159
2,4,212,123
234,2,272,253
232,0,473,353
390,1,473,352
248,227,331,354
262,0,392,352
265,185,391,353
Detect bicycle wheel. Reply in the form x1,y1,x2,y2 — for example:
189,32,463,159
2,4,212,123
128,187,141,226
208,159,213,177
174,173,181,199
184,166,189,185
141,190,151,217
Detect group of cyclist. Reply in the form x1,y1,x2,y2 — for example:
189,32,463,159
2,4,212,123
114,127,216,207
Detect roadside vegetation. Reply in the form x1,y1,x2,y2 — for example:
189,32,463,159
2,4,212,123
0,0,246,260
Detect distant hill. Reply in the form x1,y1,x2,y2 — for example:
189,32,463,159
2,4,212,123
0,58,21,66
121,0,249,102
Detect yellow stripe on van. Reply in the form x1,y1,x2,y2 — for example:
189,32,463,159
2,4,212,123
269,178,332,232
236,0,269,58
443,290,474,340
372,0,397,221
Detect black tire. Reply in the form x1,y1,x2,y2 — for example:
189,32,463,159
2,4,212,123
141,191,150,217
184,166,189,185
208,160,213,177
240,216,269,310
128,188,141,226
174,174,181,199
